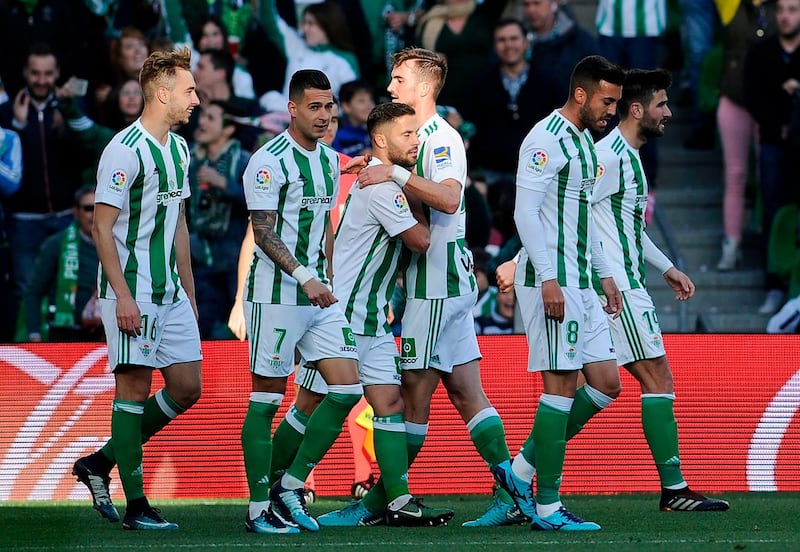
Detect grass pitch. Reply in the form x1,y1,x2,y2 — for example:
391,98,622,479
2,493,797,552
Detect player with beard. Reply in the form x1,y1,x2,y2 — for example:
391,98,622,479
509,55,624,531
591,68,730,512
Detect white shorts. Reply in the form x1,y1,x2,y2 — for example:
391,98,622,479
244,302,358,378
100,298,202,371
296,332,401,393
605,288,666,365
516,286,615,372
399,291,482,374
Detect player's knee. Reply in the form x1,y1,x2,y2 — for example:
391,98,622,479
328,383,364,408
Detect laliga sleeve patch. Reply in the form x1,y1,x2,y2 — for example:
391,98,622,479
526,149,548,176
433,146,452,169
254,166,271,192
393,192,410,214
108,169,127,194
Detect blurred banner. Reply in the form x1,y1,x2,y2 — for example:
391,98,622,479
1,335,798,502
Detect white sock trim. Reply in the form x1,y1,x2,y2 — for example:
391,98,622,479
642,393,676,400
250,391,284,405
281,473,305,490
328,383,364,395
248,500,270,520
583,384,614,409
387,494,412,511
405,421,428,437
540,393,573,413
154,389,179,419
512,454,535,481
465,407,499,432
537,501,563,518
373,416,406,433
285,405,307,435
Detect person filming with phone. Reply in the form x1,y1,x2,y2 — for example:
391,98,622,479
0,43,84,341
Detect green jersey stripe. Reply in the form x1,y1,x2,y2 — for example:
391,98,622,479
122,154,146,298
146,140,169,303
293,150,315,306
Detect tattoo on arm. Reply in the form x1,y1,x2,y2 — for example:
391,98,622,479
250,210,300,274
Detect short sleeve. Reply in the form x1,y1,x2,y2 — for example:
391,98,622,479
95,142,140,209
243,152,283,211
424,129,466,188
367,183,418,238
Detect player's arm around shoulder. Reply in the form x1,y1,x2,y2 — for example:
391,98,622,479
373,183,430,254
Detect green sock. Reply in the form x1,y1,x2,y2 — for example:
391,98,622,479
363,423,427,513
533,402,568,506
372,414,409,501
642,395,685,488
286,390,361,483
101,389,186,463
565,386,602,440
469,411,511,468
111,400,145,501
270,406,309,484
241,398,280,502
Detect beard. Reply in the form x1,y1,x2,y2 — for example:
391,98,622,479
780,24,800,40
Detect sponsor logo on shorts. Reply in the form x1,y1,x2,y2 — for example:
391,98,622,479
399,338,417,364
341,328,358,353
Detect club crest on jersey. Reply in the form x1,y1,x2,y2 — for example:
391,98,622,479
157,179,182,205
527,150,548,175
596,163,605,180
433,146,452,168
254,167,271,192
108,169,127,194
393,192,409,213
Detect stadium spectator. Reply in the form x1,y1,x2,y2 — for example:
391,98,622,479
95,27,150,107
522,0,599,100
190,14,256,99
415,0,513,113
24,185,102,343
0,122,22,341
474,287,515,335
188,100,249,339
462,17,561,187
333,80,376,157
744,0,800,315
258,0,360,113
0,44,84,339
714,0,775,272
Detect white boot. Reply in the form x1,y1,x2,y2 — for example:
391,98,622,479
716,237,740,271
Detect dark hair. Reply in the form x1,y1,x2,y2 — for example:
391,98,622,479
200,48,235,86
392,48,448,98
339,79,375,104
569,55,625,96
208,98,244,127
367,102,416,136
288,69,332,101
304,1,355,53
494,17,527,37
191,14,230,50
618,68,673,118
26,42,58,67
74,184,96,206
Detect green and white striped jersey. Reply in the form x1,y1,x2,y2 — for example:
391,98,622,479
595,0,666,38
95,120,191,304
516,109,598,289
243,130,338,305
334,159,417,336
405,113,475,299
592,127,648,292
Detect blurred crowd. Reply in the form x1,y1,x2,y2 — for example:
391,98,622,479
0,0,798,342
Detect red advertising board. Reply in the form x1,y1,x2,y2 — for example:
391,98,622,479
1,335,798,502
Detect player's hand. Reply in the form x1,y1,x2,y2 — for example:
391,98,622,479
303,279,338,308
496,260,517,293
227,298,247,341
541,279,565,323
357,164,393,188
116,295,142,337
663,267,695,301
343,154,371,174
600,277,622,319
13,89,29,126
